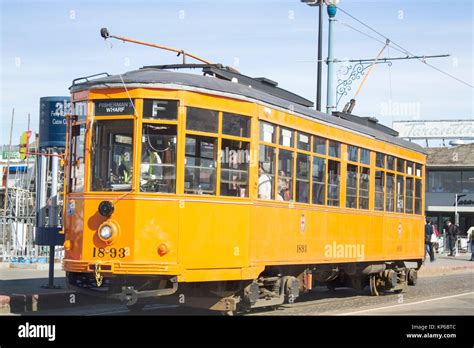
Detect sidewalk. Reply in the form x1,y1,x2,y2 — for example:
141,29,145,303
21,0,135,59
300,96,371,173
0,268,104,314
417,252,474,277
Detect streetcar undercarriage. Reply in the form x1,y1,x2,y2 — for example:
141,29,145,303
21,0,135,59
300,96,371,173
66,259,422,314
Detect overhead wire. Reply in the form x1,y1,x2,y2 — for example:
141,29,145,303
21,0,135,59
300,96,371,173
336,5,473,89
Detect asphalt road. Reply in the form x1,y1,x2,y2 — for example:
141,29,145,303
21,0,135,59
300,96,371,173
20,271,473,316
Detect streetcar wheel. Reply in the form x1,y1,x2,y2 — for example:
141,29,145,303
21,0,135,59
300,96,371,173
369,275,380,296
407,269,417,286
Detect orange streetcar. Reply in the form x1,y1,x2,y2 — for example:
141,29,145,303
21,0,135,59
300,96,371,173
63,37,426,314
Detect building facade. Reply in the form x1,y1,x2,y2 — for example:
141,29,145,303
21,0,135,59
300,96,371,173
425,143,474,236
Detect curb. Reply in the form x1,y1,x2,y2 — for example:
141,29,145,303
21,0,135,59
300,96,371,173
0,291,109,314
3,263,63,270
0,295,11,314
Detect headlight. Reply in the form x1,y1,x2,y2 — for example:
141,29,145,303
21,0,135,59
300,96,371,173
99,224,113,240
97,220,120,244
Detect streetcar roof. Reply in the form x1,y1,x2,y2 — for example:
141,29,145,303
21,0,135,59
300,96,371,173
70,68,426,155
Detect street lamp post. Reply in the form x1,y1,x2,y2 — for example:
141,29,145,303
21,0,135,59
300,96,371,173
326,1,338,115
316,0,323,112
301,0,324,111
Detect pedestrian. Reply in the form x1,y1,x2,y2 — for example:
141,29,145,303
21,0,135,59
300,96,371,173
424,218,435,262
445,220,457,257
467,226,474,261
430,221,439,254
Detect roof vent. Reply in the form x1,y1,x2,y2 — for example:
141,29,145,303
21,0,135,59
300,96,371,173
254,77,278,87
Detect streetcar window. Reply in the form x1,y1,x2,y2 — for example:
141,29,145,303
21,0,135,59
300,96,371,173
279,127,294,147
258,145,276,200
406,177,414,213
90,120,134,192
375,170,385,211
296,154,310,203
385,173,395,211
184,135,217,195
328,141,340,158
348,145,358,163
297,132,310,151
415,179,422,214
359,167,370,210
406,161,414,175
415,163,422,177
73,101,87,121
397,158,405,173
386,155,395,170
222,113,251,138
346,164,358,208
396,175,405,213
69,124,85,193
278,149,294,201
220,139,250,197
313,136,327,155
376,153,385,168
140,124,177,193
143,99,178,120
360,148,370,165
327,160,340,206
312,157,326,205
186,107,218,133
260,122,276,143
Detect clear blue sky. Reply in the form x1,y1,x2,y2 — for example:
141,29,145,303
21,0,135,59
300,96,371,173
1,0,473,144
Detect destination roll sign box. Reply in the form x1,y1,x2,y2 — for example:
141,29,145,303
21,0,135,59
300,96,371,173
95,99,135,116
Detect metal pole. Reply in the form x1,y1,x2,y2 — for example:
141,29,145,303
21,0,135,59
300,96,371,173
455,193,459,226
48,244,55,287
326,5,337,114
454,194,459,256
47,150,59,288
38,151,48,228
2,108,14,259
316,0,323,111
49,151,58,227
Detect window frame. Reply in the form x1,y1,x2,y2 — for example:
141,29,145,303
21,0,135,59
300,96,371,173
69,122,86,193
89,118,136,192
184,106,252,197
139,123,178,194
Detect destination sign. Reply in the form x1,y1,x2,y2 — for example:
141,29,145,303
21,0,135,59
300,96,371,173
143,99,178,120
94,99,135,116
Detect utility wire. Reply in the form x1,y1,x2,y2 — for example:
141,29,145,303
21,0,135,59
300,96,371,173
339,21,407,56
336,5,474,89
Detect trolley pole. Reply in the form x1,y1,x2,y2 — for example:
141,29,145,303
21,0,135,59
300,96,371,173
326,3,337,115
